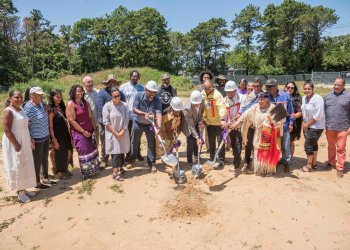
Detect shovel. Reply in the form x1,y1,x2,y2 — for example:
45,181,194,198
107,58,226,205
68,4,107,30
204,139,226,169
173,144,186,184
147,117,178,168
191,143,203,178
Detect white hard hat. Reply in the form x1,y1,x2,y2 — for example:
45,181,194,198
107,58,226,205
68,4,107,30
145,80,158,92
190,90,203,104
170,97,184,111
224,80,237,92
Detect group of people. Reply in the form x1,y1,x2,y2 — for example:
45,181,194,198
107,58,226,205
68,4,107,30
2,69,350,203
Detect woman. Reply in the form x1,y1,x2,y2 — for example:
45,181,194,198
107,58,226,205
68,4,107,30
2,90,37,202
102,87,130,181
285,81,302,158
48,89,73,179
301,82,325,172
232,92,284,176
66,85,100,179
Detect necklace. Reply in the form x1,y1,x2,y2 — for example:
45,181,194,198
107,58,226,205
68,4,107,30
77,101,84,109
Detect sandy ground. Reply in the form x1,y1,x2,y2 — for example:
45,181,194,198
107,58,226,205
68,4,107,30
1,131,350,250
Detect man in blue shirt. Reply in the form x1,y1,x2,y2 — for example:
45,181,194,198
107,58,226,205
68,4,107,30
96,74,125,169
265,79,294,172
120,70,145,162
130,80,162,172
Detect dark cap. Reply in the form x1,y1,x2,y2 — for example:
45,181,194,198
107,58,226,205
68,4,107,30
265,79,278,86
257,92,270,99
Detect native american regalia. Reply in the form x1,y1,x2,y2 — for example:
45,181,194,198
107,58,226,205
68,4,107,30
156,107,183,155
239,103,286,175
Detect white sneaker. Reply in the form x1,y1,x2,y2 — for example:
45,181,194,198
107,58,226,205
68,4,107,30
24,190,38,197
18,192,31,203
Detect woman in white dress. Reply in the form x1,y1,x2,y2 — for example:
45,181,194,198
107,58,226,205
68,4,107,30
102,87,130,181
2,90,37,202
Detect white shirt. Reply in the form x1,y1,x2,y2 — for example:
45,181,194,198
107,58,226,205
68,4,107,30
301,94,325,129
224,93,242,122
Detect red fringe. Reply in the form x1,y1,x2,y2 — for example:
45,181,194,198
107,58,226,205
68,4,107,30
257,123,280,169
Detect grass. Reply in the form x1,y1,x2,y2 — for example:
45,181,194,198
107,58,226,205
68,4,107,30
110,183,124,193
77,179,96,196
42,197,53,207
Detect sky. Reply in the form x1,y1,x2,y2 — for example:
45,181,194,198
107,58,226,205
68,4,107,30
12,0,350,48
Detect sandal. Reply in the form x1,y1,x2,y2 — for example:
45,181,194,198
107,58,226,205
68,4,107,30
311,164,318,170
112,173,124,181
120,168,126,175
302,165,312,172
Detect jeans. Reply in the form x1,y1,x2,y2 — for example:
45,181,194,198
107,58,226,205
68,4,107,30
131,121,156,167
207,125,225,162
186,135,199,163
126,120,141,160
326,130,348,171
281,130,291,165
244,127,254,164
32,138,49,183
111,154,125,169
99,123,109,163
229,129,242,168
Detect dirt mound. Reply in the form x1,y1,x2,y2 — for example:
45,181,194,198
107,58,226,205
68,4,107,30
163,182,210,220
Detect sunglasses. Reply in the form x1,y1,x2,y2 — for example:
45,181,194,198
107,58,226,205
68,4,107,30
112,95,121,99
286,86,295,90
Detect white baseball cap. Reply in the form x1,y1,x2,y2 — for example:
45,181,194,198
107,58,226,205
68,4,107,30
30,87,44,95
145,80,158,92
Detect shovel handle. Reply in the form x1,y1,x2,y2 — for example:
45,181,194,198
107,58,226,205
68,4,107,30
146,117,167,156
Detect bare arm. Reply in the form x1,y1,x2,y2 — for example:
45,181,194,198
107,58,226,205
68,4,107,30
2,109,21,152
66,101,90,137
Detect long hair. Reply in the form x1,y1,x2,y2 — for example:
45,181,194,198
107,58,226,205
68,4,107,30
285,81,300,97
69,84,85,102
48,89,66,114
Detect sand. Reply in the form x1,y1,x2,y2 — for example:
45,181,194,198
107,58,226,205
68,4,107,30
1,132,350,249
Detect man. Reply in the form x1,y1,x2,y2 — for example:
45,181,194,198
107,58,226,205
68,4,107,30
23,87,51,190
239,77,264,171
215,75,228,97
264,79,294,173
96,74,123,169
120,70,144,162
157,73,177,111
131,80,162,172
223,81,243,171
82,76,99,146
158,97,184,155
181,90,204,164
201,80,226,165
324,77,350,178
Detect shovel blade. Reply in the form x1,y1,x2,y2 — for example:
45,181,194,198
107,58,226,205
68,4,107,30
161,154,178,167
204,160,220,169
173,170,186,184
191,164,203,178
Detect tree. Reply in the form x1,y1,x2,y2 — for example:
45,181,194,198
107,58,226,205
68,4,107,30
186,18,230,74
231,4,260,75
322,35,350,71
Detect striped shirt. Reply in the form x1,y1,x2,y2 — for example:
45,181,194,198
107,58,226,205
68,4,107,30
23,101,49,141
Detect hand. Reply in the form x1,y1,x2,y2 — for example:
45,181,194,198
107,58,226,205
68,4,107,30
145,112,154,120
302,122,309,132
15,144,21,152
288,124,293,133
113,131,119,139
196,138,203,145
31,139,35,150
347,128,350,135
290,113,296,118
118,129,125,137
234,113,241,120
229,123,237,130
53,140,60,150
220,120,226,129
82,130,92,137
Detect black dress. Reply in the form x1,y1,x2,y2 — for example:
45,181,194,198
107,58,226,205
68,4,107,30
53,110,73,173
290,95,302,141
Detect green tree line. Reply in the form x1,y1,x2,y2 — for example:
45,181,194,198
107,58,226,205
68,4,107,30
0,0,348,87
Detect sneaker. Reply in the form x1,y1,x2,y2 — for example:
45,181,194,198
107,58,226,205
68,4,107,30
36,184,51,190
337,170,344,178
64,171,73,177
18,192,31,203
324,162,335,171
24,190,38,197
